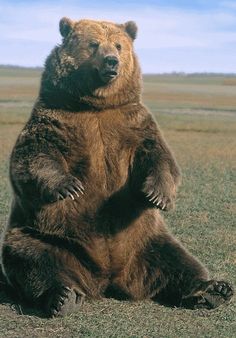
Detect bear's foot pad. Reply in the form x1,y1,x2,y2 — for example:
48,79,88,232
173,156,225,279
182,280,234,310
47,286,85,317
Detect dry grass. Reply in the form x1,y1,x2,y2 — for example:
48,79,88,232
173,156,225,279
143,74,236,111
223,79,236,86
144,90,236,110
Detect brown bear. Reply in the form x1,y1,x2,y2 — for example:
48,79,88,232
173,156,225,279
0,17,233,317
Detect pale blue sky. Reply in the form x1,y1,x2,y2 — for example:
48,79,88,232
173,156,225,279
1,0,236,73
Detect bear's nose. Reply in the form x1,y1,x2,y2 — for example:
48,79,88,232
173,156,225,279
104,55,119,67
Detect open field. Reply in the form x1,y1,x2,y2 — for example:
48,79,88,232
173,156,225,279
0,67,235,337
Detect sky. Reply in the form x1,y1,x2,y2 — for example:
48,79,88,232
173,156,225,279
1,0,236,73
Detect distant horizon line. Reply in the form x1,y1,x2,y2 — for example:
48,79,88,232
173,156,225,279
1,64,236,76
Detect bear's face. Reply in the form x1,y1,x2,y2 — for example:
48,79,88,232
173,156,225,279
41,17,141,108
59,18,137,87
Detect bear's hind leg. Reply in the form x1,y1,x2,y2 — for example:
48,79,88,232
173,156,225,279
117,232,233,309
145,234,234,309
1,227,100,317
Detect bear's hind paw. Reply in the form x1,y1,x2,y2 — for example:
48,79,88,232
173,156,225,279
181,280,234,310
46,286,85,317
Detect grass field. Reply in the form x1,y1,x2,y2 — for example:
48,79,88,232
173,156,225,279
0,67,235,337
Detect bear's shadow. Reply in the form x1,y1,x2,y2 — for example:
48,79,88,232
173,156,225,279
0,282,47,318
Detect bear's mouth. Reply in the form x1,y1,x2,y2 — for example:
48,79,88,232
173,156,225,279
99,70,118,84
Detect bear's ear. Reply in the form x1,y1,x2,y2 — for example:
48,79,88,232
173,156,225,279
59,17,74,38
124,21,138,40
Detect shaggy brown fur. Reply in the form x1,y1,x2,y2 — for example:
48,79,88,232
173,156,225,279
0,18,233,317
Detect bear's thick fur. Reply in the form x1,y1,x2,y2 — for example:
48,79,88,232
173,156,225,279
0,18,233,316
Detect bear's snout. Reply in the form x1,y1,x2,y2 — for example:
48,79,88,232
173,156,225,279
97,53,119,84
104,55,119,68
99,55,119,82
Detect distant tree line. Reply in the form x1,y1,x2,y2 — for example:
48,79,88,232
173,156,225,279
0,65,236,77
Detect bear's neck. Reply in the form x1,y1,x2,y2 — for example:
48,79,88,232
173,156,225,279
39,54,142,112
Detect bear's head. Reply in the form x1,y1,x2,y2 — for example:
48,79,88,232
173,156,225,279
40,18,141,109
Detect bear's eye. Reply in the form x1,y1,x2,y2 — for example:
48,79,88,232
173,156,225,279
89,41,99,50
115,43,122,51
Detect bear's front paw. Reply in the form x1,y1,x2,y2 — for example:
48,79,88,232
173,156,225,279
44,175,84,203
142,174,176,211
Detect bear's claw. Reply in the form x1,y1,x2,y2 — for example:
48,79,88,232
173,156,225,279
47,286,85,317
49,175,84,202
143,174,176,211
146,190,171,211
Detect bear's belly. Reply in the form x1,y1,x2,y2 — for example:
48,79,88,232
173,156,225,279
34,179,134,236
35,204,163,274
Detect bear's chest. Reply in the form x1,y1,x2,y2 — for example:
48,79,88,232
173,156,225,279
65,112,135,193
